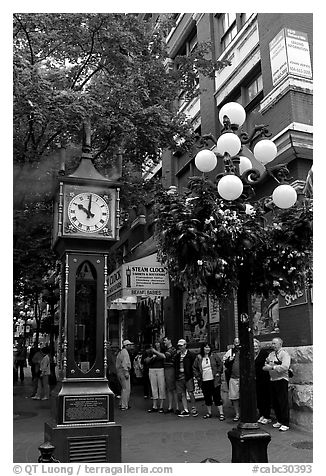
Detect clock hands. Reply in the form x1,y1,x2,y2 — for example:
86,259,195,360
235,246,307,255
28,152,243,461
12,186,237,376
77,203,94,218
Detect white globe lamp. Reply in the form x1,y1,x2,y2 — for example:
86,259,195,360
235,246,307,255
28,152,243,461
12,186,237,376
216,133,241,157
239,156,252,175
219,102,246,127
253,139,277,165
272,184,297,209
218,175,243,201
195,149,218,172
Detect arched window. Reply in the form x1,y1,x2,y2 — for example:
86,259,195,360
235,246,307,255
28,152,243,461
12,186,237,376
74,261,97,372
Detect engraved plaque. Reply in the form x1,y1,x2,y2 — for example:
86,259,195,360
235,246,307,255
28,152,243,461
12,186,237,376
63,395,109,423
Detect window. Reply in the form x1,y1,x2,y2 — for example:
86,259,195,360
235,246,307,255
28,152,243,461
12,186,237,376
175,29,198,57
220,13,237,50
239,13,252,27
174,28,199,108
221,13,236,33
246,74,263,103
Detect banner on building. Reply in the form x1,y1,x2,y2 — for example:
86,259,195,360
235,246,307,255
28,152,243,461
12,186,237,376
107,253,170,308
269,28,312,86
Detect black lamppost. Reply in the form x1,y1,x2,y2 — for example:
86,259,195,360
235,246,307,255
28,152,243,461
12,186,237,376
194,102,298,463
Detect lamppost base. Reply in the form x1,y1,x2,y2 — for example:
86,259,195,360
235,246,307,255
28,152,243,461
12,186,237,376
228,425,271,463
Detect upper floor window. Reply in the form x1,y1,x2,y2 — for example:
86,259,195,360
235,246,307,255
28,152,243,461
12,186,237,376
246,74,263,103
239,13,252,27
176,29,198,57
220,13,237,50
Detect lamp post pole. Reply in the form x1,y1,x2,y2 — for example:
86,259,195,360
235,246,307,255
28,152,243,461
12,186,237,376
194,102,298,462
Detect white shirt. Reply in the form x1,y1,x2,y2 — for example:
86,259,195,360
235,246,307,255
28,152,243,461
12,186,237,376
201,356,214,381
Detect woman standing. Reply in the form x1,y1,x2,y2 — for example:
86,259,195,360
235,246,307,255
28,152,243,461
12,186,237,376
193,342,225,420
254,339,272,424
145,342,166,413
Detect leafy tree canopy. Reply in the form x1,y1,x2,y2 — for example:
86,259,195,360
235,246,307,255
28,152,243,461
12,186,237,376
13,13,229,294
154,176,313,301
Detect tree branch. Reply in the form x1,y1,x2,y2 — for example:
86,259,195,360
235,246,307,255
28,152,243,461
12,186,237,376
70,26,98,89
14,14,35,65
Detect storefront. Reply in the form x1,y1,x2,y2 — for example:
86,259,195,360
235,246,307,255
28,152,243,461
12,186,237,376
107,253,170,348
182,289,221,351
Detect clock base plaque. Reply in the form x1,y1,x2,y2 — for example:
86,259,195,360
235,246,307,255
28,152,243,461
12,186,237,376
45,380,121,462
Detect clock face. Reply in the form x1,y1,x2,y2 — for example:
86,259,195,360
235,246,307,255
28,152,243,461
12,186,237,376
68,192,110,233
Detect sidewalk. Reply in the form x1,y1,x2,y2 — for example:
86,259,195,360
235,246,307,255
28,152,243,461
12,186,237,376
13,376,313,464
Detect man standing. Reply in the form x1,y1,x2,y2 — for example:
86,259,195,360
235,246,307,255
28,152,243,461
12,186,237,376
174,339,198,417
223,337,240,421
263,337,291,431
116,340,133,411
15,337,27,383
28,342,41,398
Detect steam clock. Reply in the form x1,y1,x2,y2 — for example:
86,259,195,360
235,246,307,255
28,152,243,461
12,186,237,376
45,131,122,462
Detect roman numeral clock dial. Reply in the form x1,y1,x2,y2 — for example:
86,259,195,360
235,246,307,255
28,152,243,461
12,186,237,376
68,192,110,233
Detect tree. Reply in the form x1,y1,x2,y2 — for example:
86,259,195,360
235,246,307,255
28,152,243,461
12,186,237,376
153,176,313,301
13,13,229,293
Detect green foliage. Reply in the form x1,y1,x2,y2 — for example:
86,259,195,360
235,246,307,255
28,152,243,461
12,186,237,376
13,13,226,169
13,13,228,296
154,176,313,300
13,200,57,297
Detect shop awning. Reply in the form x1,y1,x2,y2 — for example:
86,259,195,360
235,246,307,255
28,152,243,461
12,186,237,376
108,296,137,310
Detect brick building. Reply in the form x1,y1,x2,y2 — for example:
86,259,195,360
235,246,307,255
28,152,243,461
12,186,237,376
108,13,312,354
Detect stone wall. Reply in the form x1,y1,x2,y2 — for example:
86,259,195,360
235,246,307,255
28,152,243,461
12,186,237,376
287,345,313,430
218,345,313,431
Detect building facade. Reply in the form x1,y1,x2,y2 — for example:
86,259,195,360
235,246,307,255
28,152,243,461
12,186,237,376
108,13,312,354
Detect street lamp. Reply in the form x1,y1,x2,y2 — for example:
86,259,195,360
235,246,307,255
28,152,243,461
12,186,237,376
194,102,297,463
19,306,33,343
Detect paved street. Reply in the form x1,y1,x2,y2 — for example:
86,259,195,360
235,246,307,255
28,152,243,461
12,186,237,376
13,373,313,464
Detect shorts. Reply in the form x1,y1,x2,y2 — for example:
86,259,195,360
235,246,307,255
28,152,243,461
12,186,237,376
164,367,176,391
229,377,240,400
176,377,194,396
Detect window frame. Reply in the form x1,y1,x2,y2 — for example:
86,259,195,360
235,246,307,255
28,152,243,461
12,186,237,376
220,13,237,51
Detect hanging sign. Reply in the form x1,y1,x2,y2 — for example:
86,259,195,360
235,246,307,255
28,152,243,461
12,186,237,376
107,253,170,305
269,28,312,86
278,288,307,309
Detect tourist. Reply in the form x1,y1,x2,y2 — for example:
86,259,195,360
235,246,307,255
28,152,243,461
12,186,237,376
193,342,225,420
254,338,272,424
32,346,50,400
145,342,166,413
223,337,240,421
263,337,291,431
175,339,198,417
116,340,133,411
